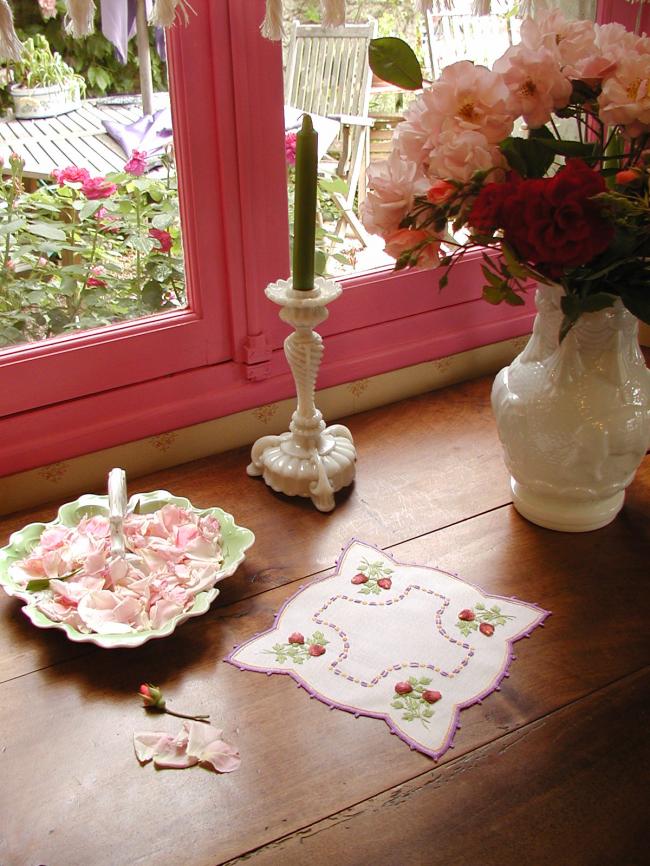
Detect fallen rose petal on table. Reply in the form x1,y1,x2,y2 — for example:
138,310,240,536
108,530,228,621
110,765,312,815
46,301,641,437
134,722,240,773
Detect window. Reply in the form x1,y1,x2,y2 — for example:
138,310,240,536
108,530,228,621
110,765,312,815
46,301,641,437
4,0,637,477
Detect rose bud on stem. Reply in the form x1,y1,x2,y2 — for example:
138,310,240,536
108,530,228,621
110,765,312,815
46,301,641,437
138,683,210,723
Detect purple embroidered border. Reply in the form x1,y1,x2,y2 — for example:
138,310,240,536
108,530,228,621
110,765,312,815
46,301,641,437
224,538,551,761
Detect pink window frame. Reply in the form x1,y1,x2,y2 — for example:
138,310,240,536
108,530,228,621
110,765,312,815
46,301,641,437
2,0,638,478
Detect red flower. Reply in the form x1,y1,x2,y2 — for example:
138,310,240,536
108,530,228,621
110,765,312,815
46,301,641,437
377,577,392,590
149,227,173,253
468,181,510,233
87,276,107,288
82,176,118,200
351,573,368,584
288,632,304,645
479,622,495,637
285,131,297,166
422,690,442,704
502,161,613,276
458,609,475,622
394,681,413,695
124,149,148,176
308,643,326,656
52,166,90,187
615,168,641,185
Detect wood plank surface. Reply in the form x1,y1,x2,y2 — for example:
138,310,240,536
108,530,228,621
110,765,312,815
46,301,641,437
229,668,650,866
0,377,648,866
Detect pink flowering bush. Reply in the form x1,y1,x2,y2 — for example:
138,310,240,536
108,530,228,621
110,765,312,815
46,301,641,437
0,148,184,346
365,11,650,338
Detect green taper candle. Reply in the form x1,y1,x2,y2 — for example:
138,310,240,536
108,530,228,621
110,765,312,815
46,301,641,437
292,114,318,290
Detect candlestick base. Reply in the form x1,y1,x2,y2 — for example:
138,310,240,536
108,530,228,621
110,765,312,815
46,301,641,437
247,277,356,512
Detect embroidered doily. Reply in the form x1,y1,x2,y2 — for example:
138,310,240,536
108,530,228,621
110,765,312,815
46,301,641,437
226,540,549,759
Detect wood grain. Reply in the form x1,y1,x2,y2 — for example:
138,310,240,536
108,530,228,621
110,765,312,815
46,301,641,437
227,668,650,866
0,379,647,866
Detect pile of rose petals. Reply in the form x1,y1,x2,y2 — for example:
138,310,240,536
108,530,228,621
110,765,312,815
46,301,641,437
134,721,240,773
9,504,223,635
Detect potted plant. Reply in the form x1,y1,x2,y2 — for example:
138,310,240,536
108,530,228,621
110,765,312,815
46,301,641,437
9,34,85,119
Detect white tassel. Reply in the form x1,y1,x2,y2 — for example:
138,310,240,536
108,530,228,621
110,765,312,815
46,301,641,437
151,0,194,28
471,0,492,15
64,0,96,37
322,0,345,29
261,0,284,41
0,0,22,61
419,0,455,11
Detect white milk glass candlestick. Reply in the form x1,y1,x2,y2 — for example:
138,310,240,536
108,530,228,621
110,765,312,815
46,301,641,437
247,277,356,512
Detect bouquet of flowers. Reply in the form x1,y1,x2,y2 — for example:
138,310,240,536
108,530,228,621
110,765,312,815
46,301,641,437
363,10,650,339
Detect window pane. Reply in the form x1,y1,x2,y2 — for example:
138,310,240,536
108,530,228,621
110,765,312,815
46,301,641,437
0,9,186,350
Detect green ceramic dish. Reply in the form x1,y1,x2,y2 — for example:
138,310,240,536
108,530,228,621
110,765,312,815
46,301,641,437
0,490,255,649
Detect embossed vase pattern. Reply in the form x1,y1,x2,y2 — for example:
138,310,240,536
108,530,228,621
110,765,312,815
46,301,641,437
491,283,650,532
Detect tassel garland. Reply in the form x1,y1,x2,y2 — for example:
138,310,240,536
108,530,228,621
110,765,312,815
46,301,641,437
64,0,95,37
0,0,21,61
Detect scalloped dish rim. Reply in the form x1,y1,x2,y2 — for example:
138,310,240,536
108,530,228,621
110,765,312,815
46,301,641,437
0,490,255,649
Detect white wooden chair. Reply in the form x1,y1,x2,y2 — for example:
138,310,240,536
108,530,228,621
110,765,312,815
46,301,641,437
284,19,378,244
424,9,520,77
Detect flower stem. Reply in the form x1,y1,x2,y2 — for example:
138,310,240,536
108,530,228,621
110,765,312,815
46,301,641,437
164,708,211,723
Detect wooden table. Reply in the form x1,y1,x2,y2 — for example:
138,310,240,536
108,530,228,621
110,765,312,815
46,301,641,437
0,94,169,182
0,375,648,866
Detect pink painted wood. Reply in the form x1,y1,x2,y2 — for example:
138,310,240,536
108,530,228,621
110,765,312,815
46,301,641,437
15,0,644,476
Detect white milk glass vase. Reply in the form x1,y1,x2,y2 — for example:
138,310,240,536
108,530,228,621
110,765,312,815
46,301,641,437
491,283,650,532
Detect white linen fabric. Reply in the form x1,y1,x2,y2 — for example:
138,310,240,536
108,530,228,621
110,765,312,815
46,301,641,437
227,539,549,759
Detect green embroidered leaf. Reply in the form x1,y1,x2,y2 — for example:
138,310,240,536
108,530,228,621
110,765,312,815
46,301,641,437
423,708,434,718
420,677,432,686
408,676,418,685
391,701,404,709
476,603,485,609
403,713,414,721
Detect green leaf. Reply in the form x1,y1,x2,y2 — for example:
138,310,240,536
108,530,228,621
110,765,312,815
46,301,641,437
26,222,67,241
78,200,102,221
368,37,423,91
483,284,507,305
314,249,327,276
0,218,26,235
499,136,554,179
26,579,50,592
391,701,404,709
581,292,616,313
142,281,163,310
504,291,525,306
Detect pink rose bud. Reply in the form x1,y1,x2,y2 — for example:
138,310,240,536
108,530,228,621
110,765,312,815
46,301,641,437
615,169,640,185
458,609,475,621
308,643,326,656
288,632,305,644
422,690,442,704
377,578,392,590
351,573,368,584
479,622,495,637
139,683,166,710
426,179,455,204
394,681,413,695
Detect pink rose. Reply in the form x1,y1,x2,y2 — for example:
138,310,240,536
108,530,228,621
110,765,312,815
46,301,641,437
362,150,430,239
149,227,173,253
426,180,455,204
82,176,118,200
494,44,572,129
285,132,297,166
52,166,91,187
428,129,506,184
384,228,441,269
124,149,148,176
